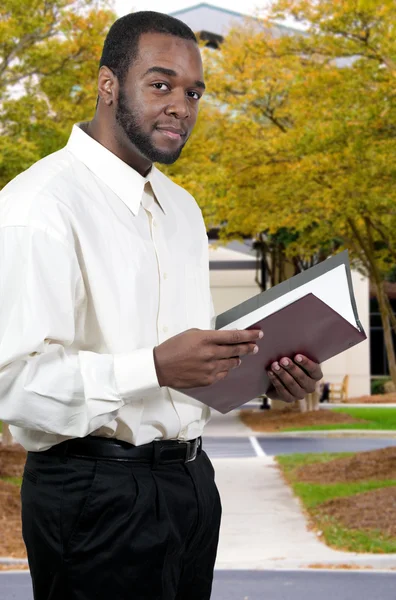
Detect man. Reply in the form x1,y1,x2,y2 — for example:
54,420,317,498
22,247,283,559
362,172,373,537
0,11,322,600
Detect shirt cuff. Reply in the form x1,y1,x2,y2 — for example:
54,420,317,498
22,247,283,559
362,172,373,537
113,348,161,399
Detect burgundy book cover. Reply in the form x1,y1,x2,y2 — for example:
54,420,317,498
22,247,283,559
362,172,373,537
174,293,367,414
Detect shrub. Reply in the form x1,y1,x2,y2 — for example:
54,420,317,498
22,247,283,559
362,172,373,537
371,378,391,395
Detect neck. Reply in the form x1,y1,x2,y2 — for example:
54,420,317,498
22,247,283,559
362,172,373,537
85,116,153,177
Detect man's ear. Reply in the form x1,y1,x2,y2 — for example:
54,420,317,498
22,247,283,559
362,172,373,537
97,66,118,107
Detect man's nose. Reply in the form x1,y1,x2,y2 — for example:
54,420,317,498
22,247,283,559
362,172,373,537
165,90,190,119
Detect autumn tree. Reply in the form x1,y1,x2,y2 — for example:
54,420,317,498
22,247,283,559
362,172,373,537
166,0,396,385
0,0,116,190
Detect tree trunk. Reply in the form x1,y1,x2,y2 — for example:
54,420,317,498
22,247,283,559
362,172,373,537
384,291,396,335
1,422,13,446
349,217,396,389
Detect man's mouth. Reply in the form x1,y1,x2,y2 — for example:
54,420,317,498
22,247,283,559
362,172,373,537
156,127,186,140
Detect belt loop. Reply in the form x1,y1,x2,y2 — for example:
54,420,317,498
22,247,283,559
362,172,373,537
151,441,161,470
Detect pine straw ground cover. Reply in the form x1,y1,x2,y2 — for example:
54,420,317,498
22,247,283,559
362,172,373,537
0,445,27,559
277,447,396,553
240,400,396,433
240,405,366,432
343,393,396,404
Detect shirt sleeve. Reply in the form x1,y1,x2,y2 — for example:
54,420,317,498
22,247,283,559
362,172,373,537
0,226,160,438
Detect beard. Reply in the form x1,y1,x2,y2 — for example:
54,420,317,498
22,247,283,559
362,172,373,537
115,87,186,165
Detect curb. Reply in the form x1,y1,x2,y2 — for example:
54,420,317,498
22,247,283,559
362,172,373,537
215,556,396,571
2,556,396,571
246,430,396,439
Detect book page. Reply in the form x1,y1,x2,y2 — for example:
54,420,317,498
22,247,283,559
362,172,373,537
220,264,357,331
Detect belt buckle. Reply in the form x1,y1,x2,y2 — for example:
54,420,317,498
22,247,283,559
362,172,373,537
181,440,197,463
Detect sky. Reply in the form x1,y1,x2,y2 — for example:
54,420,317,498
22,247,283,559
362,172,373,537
115,0,272,19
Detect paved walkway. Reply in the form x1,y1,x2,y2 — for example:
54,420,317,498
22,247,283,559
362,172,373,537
204,410,396,570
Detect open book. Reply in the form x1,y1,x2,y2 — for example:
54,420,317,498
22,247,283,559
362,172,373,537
175,250,367,414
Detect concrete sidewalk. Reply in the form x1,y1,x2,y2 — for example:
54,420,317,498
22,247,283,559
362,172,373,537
205,410,396,570
212,456,396,570
205,409,254,437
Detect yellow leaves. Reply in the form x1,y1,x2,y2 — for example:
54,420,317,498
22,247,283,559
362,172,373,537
166,0,395,276
0,0,116,190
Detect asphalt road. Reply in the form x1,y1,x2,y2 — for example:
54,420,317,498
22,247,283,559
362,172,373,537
202,436,396,458
212,570,396,600
203,437,256,458
256,436,396,455
2,570,396,600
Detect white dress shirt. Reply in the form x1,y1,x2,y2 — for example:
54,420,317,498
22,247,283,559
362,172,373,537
0,124,214,451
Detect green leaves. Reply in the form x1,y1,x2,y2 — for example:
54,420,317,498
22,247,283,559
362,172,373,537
0,0,115,190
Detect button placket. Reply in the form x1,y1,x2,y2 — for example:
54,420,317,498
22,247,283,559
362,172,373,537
148,204,173,342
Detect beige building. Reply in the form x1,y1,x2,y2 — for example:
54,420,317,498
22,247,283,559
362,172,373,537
173,3,371,400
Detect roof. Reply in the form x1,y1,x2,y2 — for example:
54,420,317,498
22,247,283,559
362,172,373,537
171,2,249,20
169,2,300,39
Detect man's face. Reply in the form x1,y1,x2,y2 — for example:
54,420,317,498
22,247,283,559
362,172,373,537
115,32,205,165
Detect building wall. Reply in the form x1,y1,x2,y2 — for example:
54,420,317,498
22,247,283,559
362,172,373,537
320,270,370,398
210,270,261,314
209,245,260,313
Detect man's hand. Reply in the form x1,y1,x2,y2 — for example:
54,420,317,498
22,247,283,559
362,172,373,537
266,354,323,403
153,328,263,389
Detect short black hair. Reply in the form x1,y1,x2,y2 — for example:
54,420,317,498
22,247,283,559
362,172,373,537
99,11,197,86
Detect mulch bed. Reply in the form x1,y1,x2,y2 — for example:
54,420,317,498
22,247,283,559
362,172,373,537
343,393,396,404
0,445,27,558
0,445,26,478
295,446,396,484
319,487,396,538
287,447,396,546
0,480,26,558
240,407,366,432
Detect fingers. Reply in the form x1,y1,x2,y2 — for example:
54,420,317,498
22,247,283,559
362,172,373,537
217,357,242,373
267,372,299,403
212,329,264,345
273,359,317,394
207,329,263,361
268,367,307,401
217,342,260,359
293,355,323,381
267,355,323,402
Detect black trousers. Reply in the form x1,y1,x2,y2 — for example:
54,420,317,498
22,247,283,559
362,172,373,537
21,445,222,600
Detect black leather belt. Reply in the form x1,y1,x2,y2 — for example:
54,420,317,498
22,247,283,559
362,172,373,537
35,435,202,465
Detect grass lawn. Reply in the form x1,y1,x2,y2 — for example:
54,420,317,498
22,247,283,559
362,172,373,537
277,451,396,553
283,407,396,432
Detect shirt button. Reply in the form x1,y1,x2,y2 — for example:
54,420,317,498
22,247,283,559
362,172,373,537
163,326,168,333
152,220,157,227
163,273,168,280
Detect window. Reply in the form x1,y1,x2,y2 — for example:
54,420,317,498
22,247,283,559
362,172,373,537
370,297,396,376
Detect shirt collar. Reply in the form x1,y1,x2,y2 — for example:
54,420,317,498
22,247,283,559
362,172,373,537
66,124,167,215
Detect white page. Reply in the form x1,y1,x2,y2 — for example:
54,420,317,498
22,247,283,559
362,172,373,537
221,264,357,331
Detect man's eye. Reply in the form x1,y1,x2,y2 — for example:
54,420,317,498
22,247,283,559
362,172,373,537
153,83,169,91
188,91,201,100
